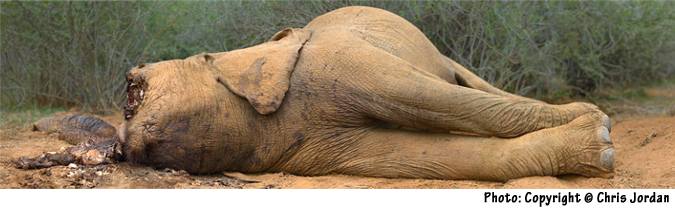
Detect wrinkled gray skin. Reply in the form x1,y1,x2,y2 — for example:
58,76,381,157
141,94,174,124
23,6,614,181
32,114,116,145
17,115,120,169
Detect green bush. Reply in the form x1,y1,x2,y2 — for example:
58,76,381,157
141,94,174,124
2,1,674,113
1,1,164,112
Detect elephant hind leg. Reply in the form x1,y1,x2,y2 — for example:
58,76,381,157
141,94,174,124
337,113,614,181
446,56,539,102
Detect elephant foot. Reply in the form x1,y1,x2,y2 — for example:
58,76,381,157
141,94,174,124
554,112,614,178
555,101,608,130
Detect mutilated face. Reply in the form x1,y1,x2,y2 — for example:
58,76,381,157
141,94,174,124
118,54,260,173
120,56,219,170
118,27,310,173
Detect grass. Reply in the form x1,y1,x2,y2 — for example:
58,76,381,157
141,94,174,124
0,107,66,130
613,77,675,103
591,76,675,118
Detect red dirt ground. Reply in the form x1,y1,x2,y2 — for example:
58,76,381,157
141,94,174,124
1,108,673,189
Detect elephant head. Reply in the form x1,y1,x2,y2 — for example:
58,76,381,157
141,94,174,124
120,28,311,173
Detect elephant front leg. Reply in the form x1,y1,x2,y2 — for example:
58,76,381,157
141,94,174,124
349,57,604,137
337,113,614,181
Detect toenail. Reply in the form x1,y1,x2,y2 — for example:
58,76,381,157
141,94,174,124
603,115,611,132
601,149,614,169
599,127,611,143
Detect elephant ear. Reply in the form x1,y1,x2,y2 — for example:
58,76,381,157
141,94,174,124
213,28,311,115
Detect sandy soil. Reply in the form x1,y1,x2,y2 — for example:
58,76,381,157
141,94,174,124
1,108,673,189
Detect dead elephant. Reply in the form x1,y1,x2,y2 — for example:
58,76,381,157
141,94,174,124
21,6,614,181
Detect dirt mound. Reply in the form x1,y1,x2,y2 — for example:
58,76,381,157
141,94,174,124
1,115,673,189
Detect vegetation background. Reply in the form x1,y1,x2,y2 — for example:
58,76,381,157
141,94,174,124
2,0,674,115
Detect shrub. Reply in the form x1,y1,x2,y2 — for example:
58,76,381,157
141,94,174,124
2,1,674,112
1,1,165,112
